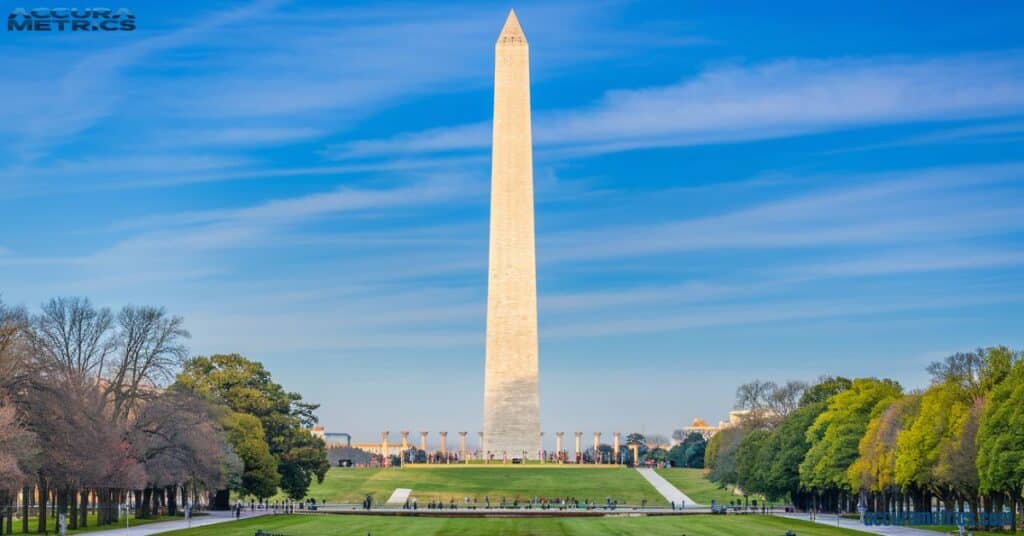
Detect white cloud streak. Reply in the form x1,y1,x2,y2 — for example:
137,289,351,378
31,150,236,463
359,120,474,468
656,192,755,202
334,52,1024,159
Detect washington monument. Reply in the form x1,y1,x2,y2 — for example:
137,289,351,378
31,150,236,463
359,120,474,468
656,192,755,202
482,9,541,459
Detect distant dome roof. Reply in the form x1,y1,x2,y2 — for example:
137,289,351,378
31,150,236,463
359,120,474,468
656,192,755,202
691,418,708,427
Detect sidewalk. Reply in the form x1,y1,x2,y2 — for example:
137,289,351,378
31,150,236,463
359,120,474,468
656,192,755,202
635,467,702,508
90,510,267,535
774,512,939,535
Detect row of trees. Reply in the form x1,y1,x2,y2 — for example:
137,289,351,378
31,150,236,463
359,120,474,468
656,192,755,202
0,297,328,534
705,347,1024,531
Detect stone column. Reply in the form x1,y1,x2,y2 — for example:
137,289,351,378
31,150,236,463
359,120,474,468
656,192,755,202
401,431,409,451
555,432,564,463
631,444,639,466
613,432,621,464
574,432,582,462
440,431,448,460
420,431,428,452
593,432,601,464
478,432,485,462
459,432,467,462
381,431,390,467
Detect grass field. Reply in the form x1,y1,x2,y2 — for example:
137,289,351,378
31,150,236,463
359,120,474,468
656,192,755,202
271,467,667,506
654,468,754,505
161,513,866,535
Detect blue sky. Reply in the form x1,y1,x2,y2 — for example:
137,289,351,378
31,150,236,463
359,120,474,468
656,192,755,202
2,1,1023,446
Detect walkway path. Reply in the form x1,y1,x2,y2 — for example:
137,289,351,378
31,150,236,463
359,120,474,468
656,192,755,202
635,468,702,508
89,510,268,535
386,488,412,505
774,513,940,535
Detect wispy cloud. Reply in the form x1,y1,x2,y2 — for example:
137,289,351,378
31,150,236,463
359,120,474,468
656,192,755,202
333,52,1024,159
540,163,1024,262
0,0,284,162
789,250,1024,279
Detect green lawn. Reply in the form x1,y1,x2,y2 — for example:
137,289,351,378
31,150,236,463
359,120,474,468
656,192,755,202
269,467,667,506
654,468,758,505
7,513,181,534
161,513,865,535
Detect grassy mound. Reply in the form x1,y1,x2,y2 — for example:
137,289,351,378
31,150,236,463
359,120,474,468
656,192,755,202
275,467,666,506
654,468,756,505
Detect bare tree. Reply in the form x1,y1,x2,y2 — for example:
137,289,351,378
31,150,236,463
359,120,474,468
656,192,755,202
106,306,190,422
927,350,985,387
0,300,30,389
766,380,808,417
735,379,807,428
129,389,232,516
32,297,115,383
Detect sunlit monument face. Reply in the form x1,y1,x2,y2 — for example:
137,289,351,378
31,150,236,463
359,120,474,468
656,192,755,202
481,9,541,460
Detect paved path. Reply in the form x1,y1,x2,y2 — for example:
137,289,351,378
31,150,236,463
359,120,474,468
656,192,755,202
635,467,702,508
774,513,941,535
386,488,413,505
89,510,268,535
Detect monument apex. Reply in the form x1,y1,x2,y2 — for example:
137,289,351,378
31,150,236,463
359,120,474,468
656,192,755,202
482,9,541,460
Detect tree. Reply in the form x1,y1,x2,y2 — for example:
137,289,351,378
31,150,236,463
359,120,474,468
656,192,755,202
761,401,829,506
175,354,328,500
706,426,745,487
799,376,853,407
223,412,280,500
0,403,37,493
668,432,706,468
625,433,648,457
277,428,330,500
896,348,1017,519
32,297,115,381
800,378,902,508
129,389,235,517
106,306,190,422
737,379,808,422
848,394,920,512
736,429,772,497
977,358,1024,531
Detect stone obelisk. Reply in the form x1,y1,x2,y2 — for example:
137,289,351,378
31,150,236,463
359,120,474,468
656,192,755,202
482,9,541,460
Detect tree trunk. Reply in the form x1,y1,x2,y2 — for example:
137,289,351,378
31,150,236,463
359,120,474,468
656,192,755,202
167,485,177,516
79,490,88,528
37,478,48,534
68,488,78,530
140,488,151,518
1011,492,1019,534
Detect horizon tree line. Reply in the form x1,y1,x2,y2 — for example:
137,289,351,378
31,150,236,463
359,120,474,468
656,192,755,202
0,296,328,534
705,347,1024,531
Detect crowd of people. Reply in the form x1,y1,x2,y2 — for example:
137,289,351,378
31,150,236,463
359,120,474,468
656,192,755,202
396,495,635,510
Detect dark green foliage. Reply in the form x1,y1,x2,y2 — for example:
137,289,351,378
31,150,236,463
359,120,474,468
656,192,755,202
668,432,707,468
176,353,329,501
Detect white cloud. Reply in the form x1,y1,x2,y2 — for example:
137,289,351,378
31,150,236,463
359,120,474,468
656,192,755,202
334,52,1024,159
540,163,1024,262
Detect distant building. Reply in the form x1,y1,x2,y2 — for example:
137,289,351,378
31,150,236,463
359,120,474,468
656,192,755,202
681,409,778,439
680,417,720,440
308,426,351,447
351,443,409,458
